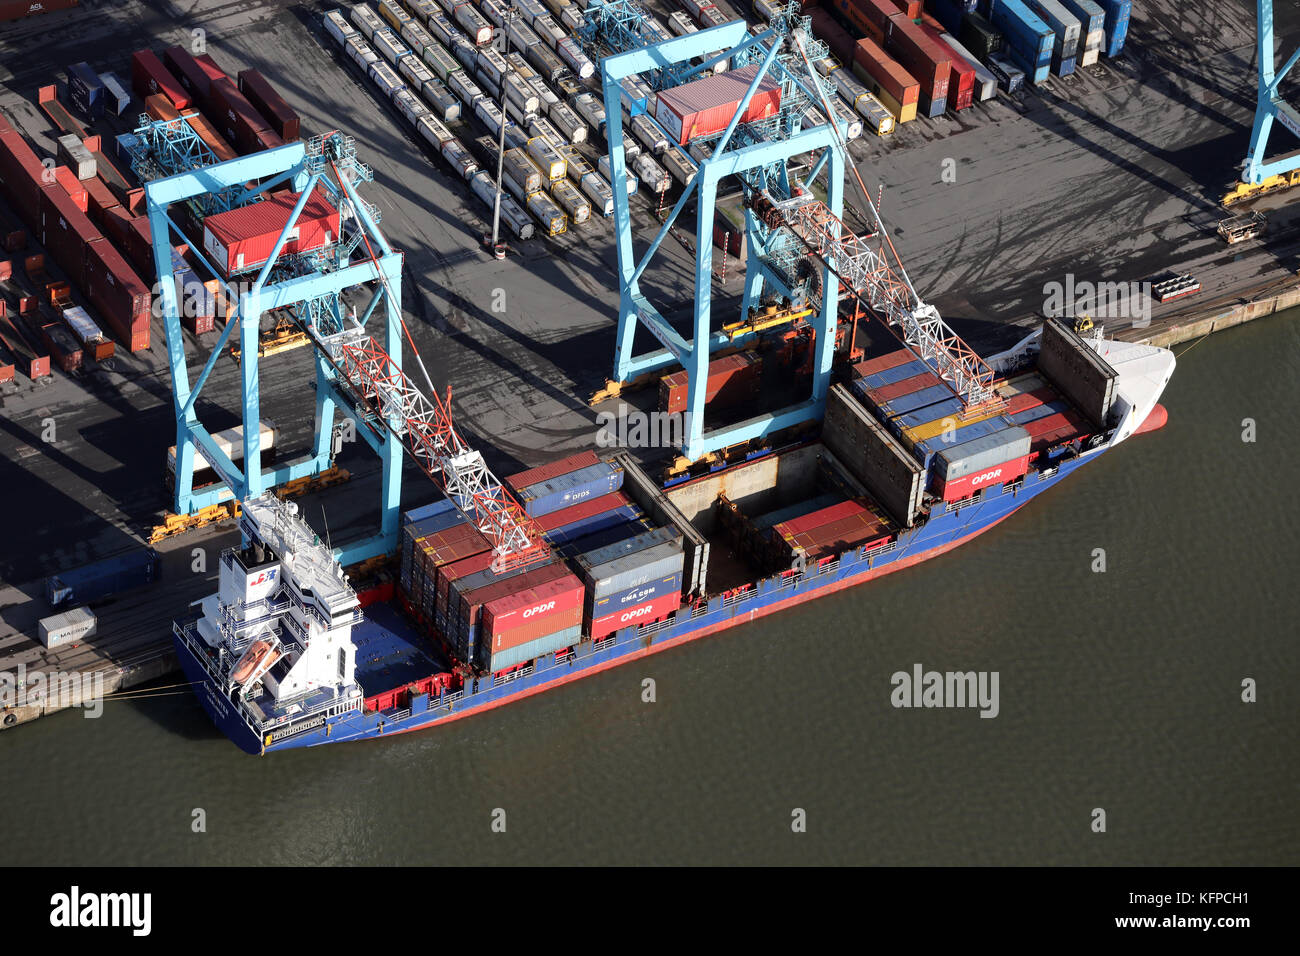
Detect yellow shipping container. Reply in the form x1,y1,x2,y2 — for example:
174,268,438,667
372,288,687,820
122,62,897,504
853,68,918,124
902,404,1008,448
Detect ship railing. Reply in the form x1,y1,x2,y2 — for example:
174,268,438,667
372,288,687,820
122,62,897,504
174,620,222,683
862,539,895,558
637,612,678,637
386,708,411,722
592,635,617,651
721,587,754,608
493,665,534,687
1004,478,1026,495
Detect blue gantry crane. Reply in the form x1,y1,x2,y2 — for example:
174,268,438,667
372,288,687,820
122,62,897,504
1229,0,1300,203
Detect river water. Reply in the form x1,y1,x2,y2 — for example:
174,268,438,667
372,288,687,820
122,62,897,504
3,316,1297,866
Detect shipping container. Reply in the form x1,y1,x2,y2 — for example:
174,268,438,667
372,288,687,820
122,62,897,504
932,425,1032,480
202,190,338,275
441,137,480,180
986,53,1026,93
131,49,190,110
556,37,595,79
378,0,411,31
346,36,380,70
852,36,920,118
351,3,386,40
988,0,1054,83
482,573,584,649
61,304,113,361
1026,0,1081,60
579,171,615,217
46,548,159,608
82,237,151,352
238,69,301,140
488,623,583,673
586,585,680,640
38,606,97,649
940,33,998,102
958,12,1003,59
828,0,893,44
163,46,226,105
916,23,975,110
659,351,761,414
502,147,543,201
507,451,602,490
394,87,431,127
415,113,454,150
455,3,493,44
517,460,625,517
886,14,950,114
579,537,684,606
447,70,485,110
550,177,591,224
1096,0,1129,57
324,9,359,46
421,38,460,81
66,62,105,118
597,154,638,196
655,64,782,145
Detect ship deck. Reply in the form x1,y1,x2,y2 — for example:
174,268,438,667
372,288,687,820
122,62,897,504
351,602,448,699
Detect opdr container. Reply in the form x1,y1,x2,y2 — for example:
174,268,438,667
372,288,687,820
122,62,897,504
586,587,680,640
933,426,1032,481
482,573,585,652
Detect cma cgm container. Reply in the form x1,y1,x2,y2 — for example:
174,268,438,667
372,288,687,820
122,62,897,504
989,0,1054,84
202,190,339,275
654,65,782,145
1096,0,1129,57
885,14,950,116
46,549,160,608
131,50,190,110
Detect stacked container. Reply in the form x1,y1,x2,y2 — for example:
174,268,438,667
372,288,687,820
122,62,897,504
1026,0,1082,76
884,14,951,117
1096,0,1130,57
659,352,761,415
512,460,625,517
852,36,920,123
574,527,683,640
1058,0,1106,66
988,0,1055,84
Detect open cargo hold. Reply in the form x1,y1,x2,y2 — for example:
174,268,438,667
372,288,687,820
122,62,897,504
654,64,782,145
46,548,160,608
659,351,761,414
237,69,302,140
822,383,924,527
1036,318,1118,427
514,460,625,518
885,13,950,116
202,189,339,276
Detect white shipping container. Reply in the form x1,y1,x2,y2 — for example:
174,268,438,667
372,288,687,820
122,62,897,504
526,135,567,180
477,46,510,88
556,37,595,79
598,154,637,196
368,61,407,100
533,14,566,50
754,0,780,21
371,28,409,67
527,43,566,82
476,97,509,137
527,191,567,236
401,20,436,58
394,87,431,126
351,4,385,40
938,32,998,103
548,102,587,143
347,37,380,68
629,113,668,155
832,68,867,108
832,100,862,140
571,92,606,133
503,71,540,115
455,4,493,45
621,132,642,165
409,0,439,22
506,18,543,52
378,0,411,30
500,194,537,240
426,12,458,48
400,54,435,91
541,0,571,16
61,305,103,345
855,91,895,135
528,78,560,113
416,114,454,149
679,0,713,21
700,6,729,28
580,171,614,217
452,34,479,72
430,0,458,14
502,93,534,126
515,0,547,25
633,152,670,193
324,10,358,45
423,78,462,121
38,606,96,649
447,70,485,110
560,7,584,32
422,39,459,80
550,178,591,224
441,137,480,179
528,115,565,148
667,10,697,36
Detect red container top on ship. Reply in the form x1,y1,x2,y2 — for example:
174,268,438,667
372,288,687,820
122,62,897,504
654,65,782,146
201,189,339,276
482,573,585,650
534,491,631,534
131,50,190,110
885,14,950,100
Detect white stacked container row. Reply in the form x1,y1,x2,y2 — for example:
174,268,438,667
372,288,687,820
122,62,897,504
469,169,536,240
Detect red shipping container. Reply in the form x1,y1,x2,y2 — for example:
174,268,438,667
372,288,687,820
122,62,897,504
534,491,631,534
1004,386,1056,416
483,573,585,648
586,589,680,641
456,561,569,630
784,510,885,551
892,0,921,16
40,321,82,373
870,370,943,403
660,351,761,414
853,348,915,378
885,14,950,101
807,8,857,64
437,550,499,615
209,78,274,155
507,451,600,491
774,498,868,540
123,215,155,276
0,309,49,379
936,454,1030,502
828,0,891,44
81,176,121,227
131,50,190,108
54,166,87,211
918,22,974,110
83,237,151,352
164,46,225,104
1024,410,1087,439
237,69,301,141
654,65,782,145
201,189,339,275
39,184,96,287
0,118,47,229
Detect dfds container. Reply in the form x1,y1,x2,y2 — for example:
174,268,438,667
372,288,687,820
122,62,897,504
654,64,783,145
46,549,160,608
516,461,624,517
67,62,106,119
38,606,97,649
202,190,338,275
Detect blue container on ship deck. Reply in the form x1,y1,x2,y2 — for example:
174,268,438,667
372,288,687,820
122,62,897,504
557,518,654,558
516,461,624,517
875,385,955,418
892,396,966,432
575,526,679,570
861,358,933,389
915,415,1015,468
1008,399,1070,424
404,498,458,525
546,503,643,546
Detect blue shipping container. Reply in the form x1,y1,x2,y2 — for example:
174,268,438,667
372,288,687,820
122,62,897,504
893,396,966,432
989,0,1054,79
589,571,683,617
1096,0,1129,57
404,498,458,525
46,549,159,608
1026,0,1081,56
545,503,643,546
557,518,654,559
1053,52,1076,76
862,358,932,389
1008,399,1071,424
67,62,105,118
517,462,624,517
986,54,1026,93
877,385,955,418
1057,0,1105,36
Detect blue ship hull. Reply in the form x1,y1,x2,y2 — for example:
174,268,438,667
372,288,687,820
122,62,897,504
174,447,1099,754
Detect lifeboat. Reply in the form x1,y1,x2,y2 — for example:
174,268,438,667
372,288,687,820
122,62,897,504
231,640,281,685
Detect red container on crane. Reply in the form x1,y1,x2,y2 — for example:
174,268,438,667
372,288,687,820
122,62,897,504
201,190,339,276
654,65,783,146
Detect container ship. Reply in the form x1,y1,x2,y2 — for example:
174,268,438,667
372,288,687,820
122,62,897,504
174,319,1174,754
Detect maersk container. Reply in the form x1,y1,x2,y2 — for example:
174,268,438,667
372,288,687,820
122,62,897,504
346,37,380,69
371,29,409,68
399,56,436,95
394,88,430,126
518,461,624,516
476,46,509,88
580,171,615,217
422,78,462,122
325,9,358,45
633,152,671,194
987,53,1026,93
368,61,406,101
1026,0,1082,59
549,102,587,143
447,70,485,110
351,4,386,40
38,606,97,649
661,146,699,186
934,426,1032,481
422,39,460,80
441,137,479,180
598,154,638,196
572,92,606,134
629,113,668,155
534,14,567,51
456,4,493,44
503,147,543,200
1097,0,1129,56
526,136,567,181
46,549,160,608
416,114,454,149
557,37,595,79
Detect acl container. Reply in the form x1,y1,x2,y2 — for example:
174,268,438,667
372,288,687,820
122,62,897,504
202,190,339,275
654,65,782,145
